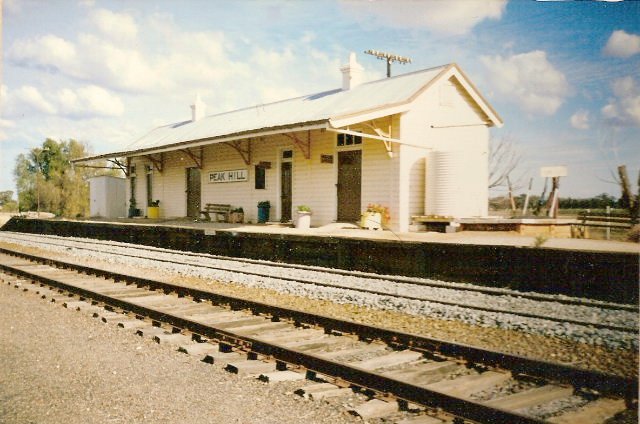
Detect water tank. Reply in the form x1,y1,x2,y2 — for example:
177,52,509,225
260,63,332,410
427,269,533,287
425,150,486,218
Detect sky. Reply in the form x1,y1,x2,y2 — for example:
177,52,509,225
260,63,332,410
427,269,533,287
1,0,639,199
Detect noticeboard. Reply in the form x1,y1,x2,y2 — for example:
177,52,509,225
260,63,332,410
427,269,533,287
540,166,568,178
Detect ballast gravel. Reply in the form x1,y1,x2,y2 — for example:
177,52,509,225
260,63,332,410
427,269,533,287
0,282,357,424
0,232,636,350
0,233,637,378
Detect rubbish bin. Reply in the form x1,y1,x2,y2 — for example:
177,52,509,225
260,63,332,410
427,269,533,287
257,202,270,223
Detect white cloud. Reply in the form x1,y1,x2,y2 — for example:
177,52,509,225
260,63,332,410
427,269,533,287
342,0,507,36
603,30,640,58
601,76,640,127
570,110,590,130
5,7,370,122
11,86,57,115
481,50,569,116
90,9,138,44
0,118,16,142
56,85,124,117
8,35,77,71
3,84,124,119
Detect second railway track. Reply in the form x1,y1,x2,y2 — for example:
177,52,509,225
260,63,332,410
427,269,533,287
0,248,636,424
0,232,637,340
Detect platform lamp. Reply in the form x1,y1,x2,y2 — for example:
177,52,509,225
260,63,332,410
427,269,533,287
364,50,412,78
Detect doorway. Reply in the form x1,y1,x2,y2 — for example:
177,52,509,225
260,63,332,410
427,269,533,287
280,160,292,222
337,150,362,221
186,167,201,218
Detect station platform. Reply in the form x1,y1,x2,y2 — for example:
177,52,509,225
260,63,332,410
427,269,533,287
70,216,640,254
1,214,638,304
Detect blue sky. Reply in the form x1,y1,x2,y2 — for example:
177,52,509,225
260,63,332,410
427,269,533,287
1,0,639,199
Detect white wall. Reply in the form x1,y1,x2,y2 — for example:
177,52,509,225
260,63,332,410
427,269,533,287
400,74,490,227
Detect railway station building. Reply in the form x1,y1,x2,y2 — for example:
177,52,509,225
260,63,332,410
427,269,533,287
77,54,503,232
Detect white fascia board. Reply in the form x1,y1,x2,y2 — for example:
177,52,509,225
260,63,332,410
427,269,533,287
329,103,410,129
73,122,328,163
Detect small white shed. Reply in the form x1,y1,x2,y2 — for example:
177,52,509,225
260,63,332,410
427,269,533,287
89,176,126,218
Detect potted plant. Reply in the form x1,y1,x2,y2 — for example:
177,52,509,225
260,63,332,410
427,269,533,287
147,200,160,219
361,204,389,230
229,207,244,224
295,205,312,229
128,198,137,218
257,200,270,223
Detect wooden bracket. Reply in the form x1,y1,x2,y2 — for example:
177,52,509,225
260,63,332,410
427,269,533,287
146,153,164,173
224,139,252,165
362,121,394,158
180,147,203,169
283,131,311,159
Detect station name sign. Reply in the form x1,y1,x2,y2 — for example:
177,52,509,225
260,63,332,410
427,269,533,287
209,169,248,183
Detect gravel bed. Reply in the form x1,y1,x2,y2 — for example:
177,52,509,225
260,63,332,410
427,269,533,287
0,281,357,424
469,378,541,402
0,232,636,351
519,395,590,421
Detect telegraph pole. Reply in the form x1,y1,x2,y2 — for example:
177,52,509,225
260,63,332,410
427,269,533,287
364,50,412,78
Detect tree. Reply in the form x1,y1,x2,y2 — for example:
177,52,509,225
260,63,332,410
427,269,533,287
13,139,120,217
617,165,639,224
0,191,13,205
488,135,522,190
0,190,18,212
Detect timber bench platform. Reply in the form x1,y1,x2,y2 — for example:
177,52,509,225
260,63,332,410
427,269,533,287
200,203,231,222
576,211,633,230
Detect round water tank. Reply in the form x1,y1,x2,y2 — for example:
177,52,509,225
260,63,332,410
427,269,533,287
425,150,485,218
426,151,465,216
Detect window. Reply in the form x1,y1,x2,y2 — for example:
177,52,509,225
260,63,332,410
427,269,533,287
255,165,266,189
337,133,362,147
282,150,293,159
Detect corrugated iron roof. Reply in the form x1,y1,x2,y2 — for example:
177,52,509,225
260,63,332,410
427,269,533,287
124,65,449,151
75,63,502,162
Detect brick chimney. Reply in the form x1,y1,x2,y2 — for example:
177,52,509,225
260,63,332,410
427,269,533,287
190,94,206,122
340,52,364,91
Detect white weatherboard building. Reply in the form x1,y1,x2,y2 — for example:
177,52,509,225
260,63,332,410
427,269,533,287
77,55,503,232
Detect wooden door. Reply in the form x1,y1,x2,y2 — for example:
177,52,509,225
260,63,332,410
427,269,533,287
186,167,201,218
337,150,362,221
280,162,292,222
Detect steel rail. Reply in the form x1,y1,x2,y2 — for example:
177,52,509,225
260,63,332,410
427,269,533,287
0,237,635,333
0,260,548,424
0,247,635,403
2,231,634,312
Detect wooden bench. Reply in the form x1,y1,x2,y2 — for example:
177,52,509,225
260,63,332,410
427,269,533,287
200,203,232,222
576,211,633,229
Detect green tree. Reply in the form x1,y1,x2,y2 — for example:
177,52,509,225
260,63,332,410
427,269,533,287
0,191,13,205
0,190,18,212
14,139,120,217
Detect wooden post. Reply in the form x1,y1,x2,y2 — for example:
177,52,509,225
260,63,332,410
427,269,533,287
522,177,533,216
507,176,516,212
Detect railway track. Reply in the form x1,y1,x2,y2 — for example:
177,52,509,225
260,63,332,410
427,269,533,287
0,248,635,424
0,232,636,336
